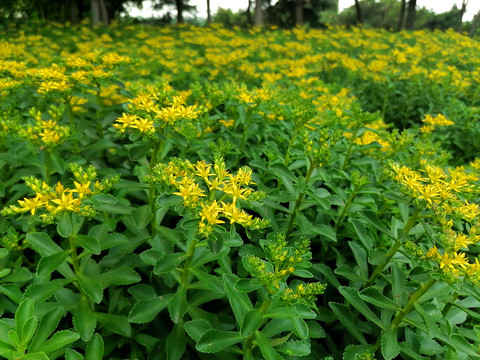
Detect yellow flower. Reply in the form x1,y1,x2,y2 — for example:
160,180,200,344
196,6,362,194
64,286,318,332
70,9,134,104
52,193,81,213
199,200,224,225
15,196,44,215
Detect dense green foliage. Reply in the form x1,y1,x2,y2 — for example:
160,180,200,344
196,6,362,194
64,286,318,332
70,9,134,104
0,21,480,359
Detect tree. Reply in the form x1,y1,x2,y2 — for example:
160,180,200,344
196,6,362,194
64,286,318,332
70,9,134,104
354,0,362,24
457,0,468,33
176,0,184,23
469,10,480,37
206,0,211,23
295,0,303,26
405,0,416,30
397,0,406,31
254,0,264,26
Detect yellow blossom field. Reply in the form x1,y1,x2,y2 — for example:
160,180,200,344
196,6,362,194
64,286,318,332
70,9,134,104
1,20,480,359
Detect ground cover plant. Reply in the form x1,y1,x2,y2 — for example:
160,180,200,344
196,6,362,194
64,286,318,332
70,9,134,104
0,20,480,359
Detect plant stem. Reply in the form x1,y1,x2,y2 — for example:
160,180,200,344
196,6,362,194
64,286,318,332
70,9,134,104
365,206,421,287
285,158,315,239
68,235,80,275
240,109,251,151
180,236,199,285
341,122,360,171
335,184,360,232
149,142,162,237
391,277,436,328
44,150,52,183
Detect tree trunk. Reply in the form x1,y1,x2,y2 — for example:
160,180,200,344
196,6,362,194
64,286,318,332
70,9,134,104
91,0,100,26
469,10,480,37
254,0,263,26
295,0,303,26
206,0,211,23
457,0,468,33
69,0,79,24
405,0,416,30
397,0,406,31
99,0,109,25
176,0,184,24
354,0,362,25
246,0,252,25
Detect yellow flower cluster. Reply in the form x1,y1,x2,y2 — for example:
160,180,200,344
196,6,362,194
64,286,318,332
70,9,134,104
390,161,478,215
18,109,70,148
145,158,268,237
113,93,202,139
391,161,480,285
1,164,120,223
420,114,454,133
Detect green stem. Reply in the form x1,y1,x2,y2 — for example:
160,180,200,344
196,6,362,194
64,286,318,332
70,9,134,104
335,184,360,232
341,123,361,171
240,110,251,151
180,237,199,285
44,150,52,183
243,298,272,359
277,133,298,191
149,142,163,237
391,277,436,328
285,158,316,239
66,96,79,154
365,206,421,287
68,235,80,275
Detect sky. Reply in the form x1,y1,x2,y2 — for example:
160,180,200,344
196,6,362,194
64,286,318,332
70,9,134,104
128,1,480,22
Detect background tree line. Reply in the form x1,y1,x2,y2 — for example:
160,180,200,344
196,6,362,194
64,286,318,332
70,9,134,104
0,0,479,36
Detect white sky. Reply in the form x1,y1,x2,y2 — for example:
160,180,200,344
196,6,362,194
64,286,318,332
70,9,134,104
128,1,480,21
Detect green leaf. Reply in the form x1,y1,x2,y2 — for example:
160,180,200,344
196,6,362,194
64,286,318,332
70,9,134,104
26,233,62,257
29,308,63,352
128,294,173,324
95,313,131,337
450,334,480,358
277,340,311,356
23,280,71,303
349,219,373,249
21,353,49,360
16,298,34,337
49,151,66,174
349,241,368,279
73,297,96,341
312,223,337,242
57,213,73,238
37,330,80,354
359,287,399,311
240,309,264,336
270,163,296,182
358,211,394,239
191,268,225,294
329,302,367,344
234,279,262,293
0,284,22,303
166,323,186,360
77,273,103,304
98,267,140,286
131,205,152,229
65,348,84,360
261,319,293,338
37,250,71,277
168,286,188,324
73,234,101,255
391,263,405,306
339,286,383,329
254,331,283,360
153,253,185,275
196,330,244,353
1,267,32,284
312,263,341,289
19,316,38,346
184,319,212,342
85,333,104,360
288,307,309,339
381,327,400,360
223,274,253,327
